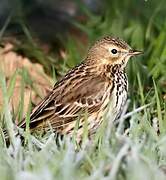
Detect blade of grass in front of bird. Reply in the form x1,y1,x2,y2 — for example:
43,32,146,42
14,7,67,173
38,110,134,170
16,69,26,123
7,70,18,102
153,79,164,134
82,110,89,144
0,70,16,147
72,115,81,148
24,95,32,145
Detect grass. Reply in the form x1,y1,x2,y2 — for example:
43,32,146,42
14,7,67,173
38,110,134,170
0,0,166,179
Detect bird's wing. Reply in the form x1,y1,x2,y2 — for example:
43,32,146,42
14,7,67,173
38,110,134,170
18,65,112,130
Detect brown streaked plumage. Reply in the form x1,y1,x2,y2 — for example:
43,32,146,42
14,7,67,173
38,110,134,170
18,36,142,140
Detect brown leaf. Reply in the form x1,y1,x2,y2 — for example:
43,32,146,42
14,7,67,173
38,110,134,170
0,43,53,121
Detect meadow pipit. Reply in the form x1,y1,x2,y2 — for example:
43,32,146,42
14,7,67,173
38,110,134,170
18,36,142,140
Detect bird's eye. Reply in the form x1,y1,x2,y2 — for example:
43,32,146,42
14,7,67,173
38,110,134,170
111,49,118,54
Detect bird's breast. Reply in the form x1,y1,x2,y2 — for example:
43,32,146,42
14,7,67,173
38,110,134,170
107,71,128,121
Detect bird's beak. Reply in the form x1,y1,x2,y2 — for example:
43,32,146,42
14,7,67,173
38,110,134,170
128,49,143,56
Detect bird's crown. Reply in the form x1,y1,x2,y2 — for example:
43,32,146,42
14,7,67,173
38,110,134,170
94,36,131,50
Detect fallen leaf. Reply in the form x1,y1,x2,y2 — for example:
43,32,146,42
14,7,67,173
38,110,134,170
0,43,53,122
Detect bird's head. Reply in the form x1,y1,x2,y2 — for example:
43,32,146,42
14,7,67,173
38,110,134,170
86,36,142,69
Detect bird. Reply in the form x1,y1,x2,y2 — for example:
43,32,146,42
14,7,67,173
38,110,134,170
17,36,142,141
